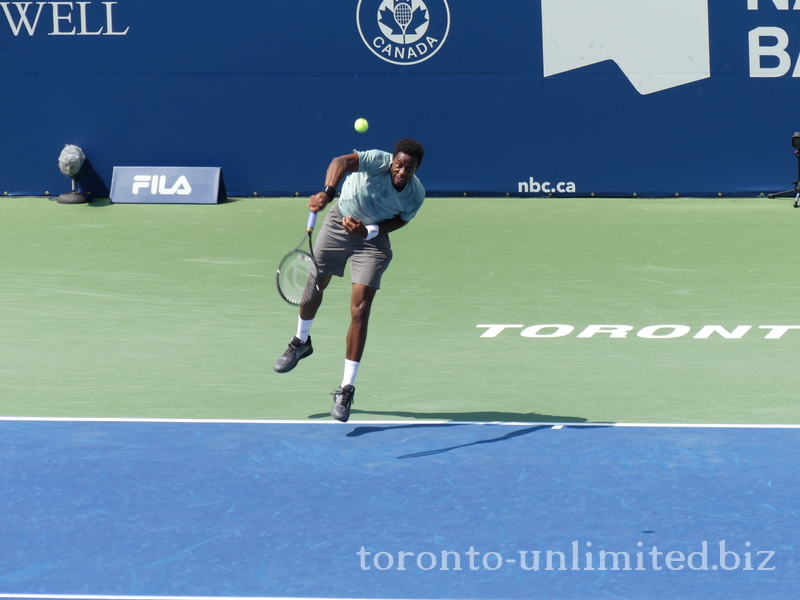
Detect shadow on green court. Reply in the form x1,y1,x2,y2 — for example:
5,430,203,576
307,409,589,422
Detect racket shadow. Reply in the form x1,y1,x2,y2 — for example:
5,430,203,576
394,424,553,459
341,422,611,459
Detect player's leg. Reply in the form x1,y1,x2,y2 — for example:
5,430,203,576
299,274,331,321
331,283,376,422
273,275,331,373
346,283,377,362
274,203,348,374
330,227,391,422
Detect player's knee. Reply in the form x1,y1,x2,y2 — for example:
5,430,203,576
350,292,375,322
350,299,372,322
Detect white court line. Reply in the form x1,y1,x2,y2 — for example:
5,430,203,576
0,596,395,600
0,416,798,428
0,596,258,600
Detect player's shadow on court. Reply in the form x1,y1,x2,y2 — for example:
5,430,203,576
343,422,608,459
307,408,588,424
391,424,552,458
307,409,593,458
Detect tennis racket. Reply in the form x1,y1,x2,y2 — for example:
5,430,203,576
276,211,320,306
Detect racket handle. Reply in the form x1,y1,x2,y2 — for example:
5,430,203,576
307,211,317,232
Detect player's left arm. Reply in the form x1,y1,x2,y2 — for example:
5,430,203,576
376,215,409,234
341,214,409,238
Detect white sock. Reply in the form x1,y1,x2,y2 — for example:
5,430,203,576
296,317,314,343
342,359,360,387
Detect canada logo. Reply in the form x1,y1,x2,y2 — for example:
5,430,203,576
357,0,450,66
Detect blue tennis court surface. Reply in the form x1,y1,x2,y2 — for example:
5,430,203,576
0,419,796,600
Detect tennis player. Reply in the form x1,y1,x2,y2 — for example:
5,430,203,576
274,138,425,422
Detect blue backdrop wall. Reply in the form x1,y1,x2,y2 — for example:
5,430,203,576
1,0,800,198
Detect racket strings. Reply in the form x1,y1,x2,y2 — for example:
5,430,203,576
277,252,319,305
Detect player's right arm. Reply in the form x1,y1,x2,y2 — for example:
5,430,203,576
309,153,360,212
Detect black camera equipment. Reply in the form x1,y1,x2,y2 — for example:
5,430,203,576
768,132,800,207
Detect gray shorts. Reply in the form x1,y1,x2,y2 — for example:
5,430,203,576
313,202,393,289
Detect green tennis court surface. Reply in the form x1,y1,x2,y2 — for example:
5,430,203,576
0,196,798,424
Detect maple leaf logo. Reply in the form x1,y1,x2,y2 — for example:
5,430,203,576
378,0,429,43
356,0,450,66
406,6,429,36
378,6,404,36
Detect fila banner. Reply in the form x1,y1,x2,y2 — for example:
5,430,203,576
109,167,226,204
1,1,800,197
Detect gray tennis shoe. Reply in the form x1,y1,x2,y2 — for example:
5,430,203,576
331,385,355,422
273,336,313,373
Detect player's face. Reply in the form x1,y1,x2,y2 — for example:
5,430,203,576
390,152,419,191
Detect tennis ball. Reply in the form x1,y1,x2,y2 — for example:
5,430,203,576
354,118,369,133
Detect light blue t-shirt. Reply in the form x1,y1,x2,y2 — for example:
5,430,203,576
337,149,425,225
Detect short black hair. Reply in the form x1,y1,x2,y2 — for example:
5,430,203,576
393,138,424,168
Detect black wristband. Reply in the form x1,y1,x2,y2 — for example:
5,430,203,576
322,185,336,200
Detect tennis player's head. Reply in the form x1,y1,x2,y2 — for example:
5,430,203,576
391,138,424,190
393,138,424,167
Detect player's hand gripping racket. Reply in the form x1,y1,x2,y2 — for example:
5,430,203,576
276,211,320,306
